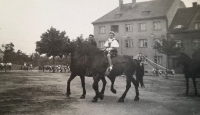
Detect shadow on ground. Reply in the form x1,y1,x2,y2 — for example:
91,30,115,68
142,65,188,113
0,72,76,115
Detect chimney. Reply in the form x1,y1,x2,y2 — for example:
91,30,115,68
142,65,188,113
193,2,197,7
132,0,136,8
119,0,123,10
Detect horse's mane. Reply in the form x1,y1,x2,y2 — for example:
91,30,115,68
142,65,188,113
70,37,103,65
75,38,102,56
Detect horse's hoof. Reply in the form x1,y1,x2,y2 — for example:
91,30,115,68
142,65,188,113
66,92,71,97
118,98,124,103
111,89,117,94
91,98,98,102
134,97,139,101
99,93,104,100
80,95,85,99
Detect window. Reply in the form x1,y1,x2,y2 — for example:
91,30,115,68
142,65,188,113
99,26,105,34
125,24,133,32
194,22,200,29
193,39,200,49
175,40,182,48
154,56,162,65
153,21,161,30
111,25,119,33
125,39,133,48
139,23,146,31
139,39,147,47
99,41,105,48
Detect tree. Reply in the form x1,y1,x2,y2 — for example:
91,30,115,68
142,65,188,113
2,42,15,63
15,50,30,65
153,38,181,76
35,27,70,72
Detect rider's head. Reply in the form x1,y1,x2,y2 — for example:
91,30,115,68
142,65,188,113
109,31,115,39
89,34,94,38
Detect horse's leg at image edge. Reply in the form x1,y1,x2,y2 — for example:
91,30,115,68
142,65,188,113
66,73,76,97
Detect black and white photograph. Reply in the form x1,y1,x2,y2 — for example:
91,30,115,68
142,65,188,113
0,0,200,115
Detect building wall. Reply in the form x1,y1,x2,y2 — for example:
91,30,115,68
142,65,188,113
94,18,168,69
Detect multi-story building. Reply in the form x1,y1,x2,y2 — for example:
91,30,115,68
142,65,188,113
168,2,200,70
92,0,185,69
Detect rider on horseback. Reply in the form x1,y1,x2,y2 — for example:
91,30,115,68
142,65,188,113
104,31,119,72
87,34,97,47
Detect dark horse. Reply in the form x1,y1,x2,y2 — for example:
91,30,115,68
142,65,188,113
177,52,200,95
72,39,145,102
66,38,107,99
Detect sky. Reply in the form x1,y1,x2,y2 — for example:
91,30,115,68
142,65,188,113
0,0,200,54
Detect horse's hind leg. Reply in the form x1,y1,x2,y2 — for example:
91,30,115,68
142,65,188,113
130,75,139,101
118,76,131,102
66,72,77,97
80,75,86,99
192,77,198,95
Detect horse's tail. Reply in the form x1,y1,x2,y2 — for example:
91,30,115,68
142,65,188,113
135,59,145,88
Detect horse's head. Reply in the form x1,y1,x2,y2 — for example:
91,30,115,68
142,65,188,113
56,38,71,58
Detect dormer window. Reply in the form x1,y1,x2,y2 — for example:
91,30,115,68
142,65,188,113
174,25,184,29
141,11,150,15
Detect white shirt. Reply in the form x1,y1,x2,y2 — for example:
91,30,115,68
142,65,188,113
104,38,119,48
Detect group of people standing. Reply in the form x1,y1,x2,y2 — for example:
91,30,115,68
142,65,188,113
0,62,12,70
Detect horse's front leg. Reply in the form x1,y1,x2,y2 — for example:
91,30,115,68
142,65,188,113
80,75,86,99
100,76,107,98
66,73,76,97
108,76,117,94
92,74,102,102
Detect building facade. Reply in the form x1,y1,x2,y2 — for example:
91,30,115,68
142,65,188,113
168,2,200,70
0,49,4,62
92,0,185,70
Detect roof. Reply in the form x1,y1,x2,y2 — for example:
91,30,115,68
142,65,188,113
92,0,175,24
169,6,199,31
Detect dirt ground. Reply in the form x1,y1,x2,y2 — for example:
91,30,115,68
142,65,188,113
0,70,200,115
